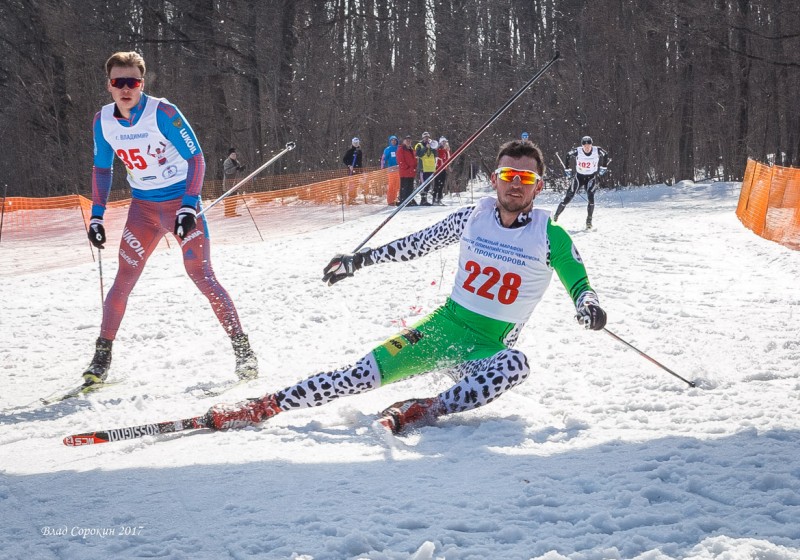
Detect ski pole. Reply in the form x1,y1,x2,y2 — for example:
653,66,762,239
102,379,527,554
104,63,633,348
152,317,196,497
556,152,568,175
64,415,209,446
603,328,696,388
555,152,577,197
98,248,105,307
239,192,264,241
199,141,296,218
0,184,6,244
351,51,560,252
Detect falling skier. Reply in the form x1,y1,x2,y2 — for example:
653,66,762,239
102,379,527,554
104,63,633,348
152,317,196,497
204,139,608,435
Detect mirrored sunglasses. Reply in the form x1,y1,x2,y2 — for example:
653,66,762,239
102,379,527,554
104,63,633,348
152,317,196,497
494,167,540,185
109,77,143,89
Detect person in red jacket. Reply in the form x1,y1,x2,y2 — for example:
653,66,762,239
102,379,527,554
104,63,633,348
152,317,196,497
396,135,418,206
433,137,451,206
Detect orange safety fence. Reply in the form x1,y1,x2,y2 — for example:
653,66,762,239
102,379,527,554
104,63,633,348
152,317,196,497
0,166,401,277
736,159,800,250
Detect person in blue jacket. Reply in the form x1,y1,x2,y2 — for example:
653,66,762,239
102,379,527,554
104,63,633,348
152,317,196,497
381,135,398,168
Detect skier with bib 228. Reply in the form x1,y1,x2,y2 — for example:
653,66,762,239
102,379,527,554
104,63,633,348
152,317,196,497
554,135,609,229
204,139,607,434
82,51,258,388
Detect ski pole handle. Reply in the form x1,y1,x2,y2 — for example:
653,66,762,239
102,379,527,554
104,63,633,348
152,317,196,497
199,141,296,218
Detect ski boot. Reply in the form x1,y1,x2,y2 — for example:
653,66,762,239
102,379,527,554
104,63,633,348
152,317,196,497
231,333,259,381
205,394,281,430
82,337,112,385
420,195,432,206
376,397,444,434
586,217,593,229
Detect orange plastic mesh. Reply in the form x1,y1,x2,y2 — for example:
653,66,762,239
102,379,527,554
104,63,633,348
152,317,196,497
736,159,800,250
0,166,401,276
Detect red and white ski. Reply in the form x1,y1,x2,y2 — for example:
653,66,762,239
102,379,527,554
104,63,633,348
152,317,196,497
63,415,208,446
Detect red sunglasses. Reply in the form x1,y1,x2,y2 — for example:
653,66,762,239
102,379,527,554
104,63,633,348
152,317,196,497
494,167,541,185
109,77,143,89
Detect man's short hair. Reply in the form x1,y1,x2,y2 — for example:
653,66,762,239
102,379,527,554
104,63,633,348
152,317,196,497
105,51,146,77
495,140,545,175
228,148,237,155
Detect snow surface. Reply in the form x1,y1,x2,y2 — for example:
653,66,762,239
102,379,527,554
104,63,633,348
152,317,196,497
1,181,799,560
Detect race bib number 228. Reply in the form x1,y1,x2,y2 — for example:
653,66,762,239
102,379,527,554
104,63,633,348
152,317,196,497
462,260,521,304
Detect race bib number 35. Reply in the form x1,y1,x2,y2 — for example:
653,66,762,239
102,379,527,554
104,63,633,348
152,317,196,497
116,148,147,170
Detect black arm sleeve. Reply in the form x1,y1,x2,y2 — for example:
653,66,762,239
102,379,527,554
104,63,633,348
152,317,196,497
564,148,577,167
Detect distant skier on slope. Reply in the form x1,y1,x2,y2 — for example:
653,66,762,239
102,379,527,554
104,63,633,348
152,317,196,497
205,139,607,435
82,51,258,387
554,135,609,229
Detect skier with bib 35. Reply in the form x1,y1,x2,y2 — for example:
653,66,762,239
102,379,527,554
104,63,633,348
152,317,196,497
554,136,609,229
82,51,258,389
205,139,607,434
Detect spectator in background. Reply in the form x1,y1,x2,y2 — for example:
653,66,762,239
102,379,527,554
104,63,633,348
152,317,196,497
342,137,363,203
433,136,451,206
521,132,529,141
342,137,363,174
397,135,418,206
222,147,245,217
414,131,431,182
415,131,436,206
381,135,398,169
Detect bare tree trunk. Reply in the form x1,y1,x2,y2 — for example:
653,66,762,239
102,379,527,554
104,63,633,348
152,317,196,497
732,0,751,179
677,10,695,181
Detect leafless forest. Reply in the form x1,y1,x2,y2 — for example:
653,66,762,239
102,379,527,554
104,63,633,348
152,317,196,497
1,0,798,197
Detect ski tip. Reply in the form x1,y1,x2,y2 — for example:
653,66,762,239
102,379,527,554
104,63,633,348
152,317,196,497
63,434,102,447
553,50,560,60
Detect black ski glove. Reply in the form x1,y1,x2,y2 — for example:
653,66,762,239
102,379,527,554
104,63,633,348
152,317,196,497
576,302,607,330
322,248,372,286
88,216,106,249
174,205,197,240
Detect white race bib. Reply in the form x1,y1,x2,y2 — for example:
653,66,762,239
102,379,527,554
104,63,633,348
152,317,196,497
100,96,189,191
450,197,553,323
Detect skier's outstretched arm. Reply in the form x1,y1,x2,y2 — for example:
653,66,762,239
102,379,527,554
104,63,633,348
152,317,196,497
322,206,474,285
